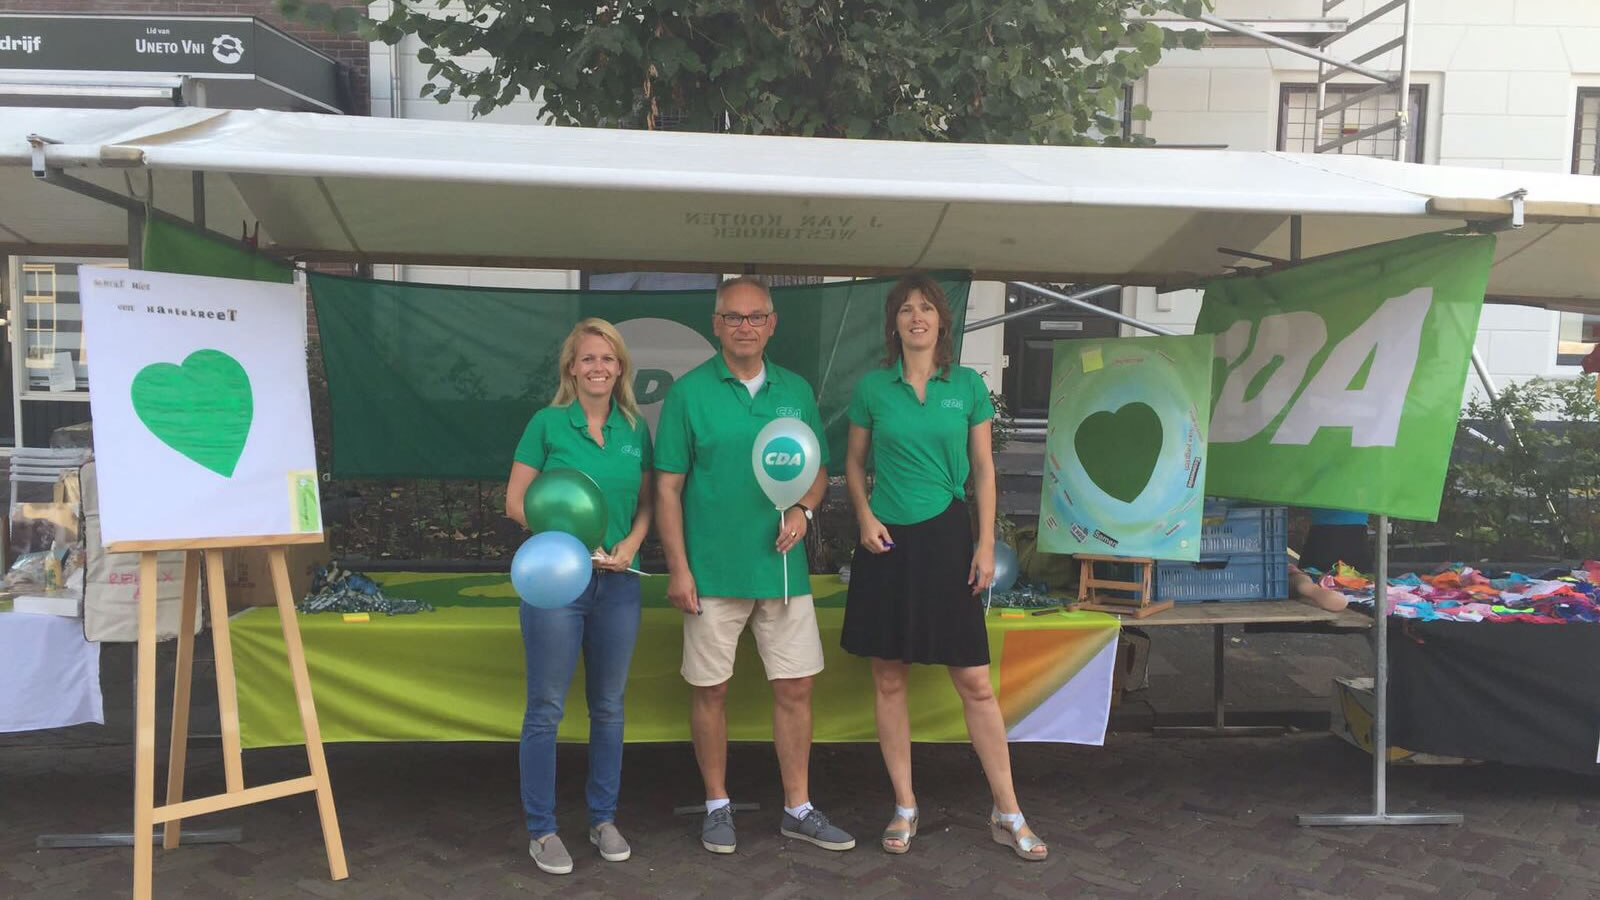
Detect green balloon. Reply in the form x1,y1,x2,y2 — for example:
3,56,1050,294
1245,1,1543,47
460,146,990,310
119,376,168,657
523,468,608,551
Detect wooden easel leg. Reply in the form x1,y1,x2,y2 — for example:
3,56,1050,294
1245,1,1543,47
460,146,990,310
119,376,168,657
132,553,159,900
269,548,348,881
202,550,245,793
162,551,202,849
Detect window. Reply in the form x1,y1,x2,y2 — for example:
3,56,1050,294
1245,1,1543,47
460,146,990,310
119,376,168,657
1557,90,1600,364
1278,84,1427,163
12,258,124,394
1572,88,1599,176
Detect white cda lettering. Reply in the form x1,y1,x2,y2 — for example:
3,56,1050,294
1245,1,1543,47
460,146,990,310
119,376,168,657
1271,288,1432,448
764,451,804,466
1209,310,1325,443
1209,290,1432,448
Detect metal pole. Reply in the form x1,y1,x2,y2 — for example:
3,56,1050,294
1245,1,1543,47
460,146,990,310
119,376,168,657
985,282,1177,336
965,283,1126,333
1194,12,1397,83
1372,515,1390,814
1298,512,1461,827
1393,0,1415,164
1470,348,1567,546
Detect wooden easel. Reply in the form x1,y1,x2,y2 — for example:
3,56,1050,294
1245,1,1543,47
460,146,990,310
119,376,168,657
1074,554,1174,619
117,532,346,900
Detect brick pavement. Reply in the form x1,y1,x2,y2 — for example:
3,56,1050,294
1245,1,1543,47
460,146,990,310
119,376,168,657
4,732,1598,899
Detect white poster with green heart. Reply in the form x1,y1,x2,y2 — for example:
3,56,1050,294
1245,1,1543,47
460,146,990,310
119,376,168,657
1196,232,1496,521
78,267,321,546
1037,334,1215,561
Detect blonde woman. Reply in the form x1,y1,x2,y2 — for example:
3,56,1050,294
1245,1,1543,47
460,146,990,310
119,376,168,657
505,319,654,875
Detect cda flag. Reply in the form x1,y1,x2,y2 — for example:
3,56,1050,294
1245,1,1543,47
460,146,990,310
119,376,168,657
1196,232,1496,522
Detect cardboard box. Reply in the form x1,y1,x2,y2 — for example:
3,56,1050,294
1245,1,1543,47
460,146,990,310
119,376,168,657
221,541,329,612
1329,676,1475,766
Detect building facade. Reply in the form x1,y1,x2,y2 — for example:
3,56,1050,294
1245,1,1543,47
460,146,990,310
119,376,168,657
1128,0,1600,404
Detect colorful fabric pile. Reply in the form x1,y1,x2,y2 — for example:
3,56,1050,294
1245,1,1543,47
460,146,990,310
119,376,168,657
297,564,435,616
1314,561,1600,624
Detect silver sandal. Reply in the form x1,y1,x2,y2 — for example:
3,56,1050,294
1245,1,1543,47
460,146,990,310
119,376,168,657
881,810,918,854
989,809,1048,861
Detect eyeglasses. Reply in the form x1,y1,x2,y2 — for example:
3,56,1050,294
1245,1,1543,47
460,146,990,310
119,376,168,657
717,312,771,327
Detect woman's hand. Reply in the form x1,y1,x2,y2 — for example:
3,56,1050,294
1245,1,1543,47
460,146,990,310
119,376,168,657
858,516,894,554
969,542,996,595
595,536,641,572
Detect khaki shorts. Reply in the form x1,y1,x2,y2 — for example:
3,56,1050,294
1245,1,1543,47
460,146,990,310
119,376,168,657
681,594,824,686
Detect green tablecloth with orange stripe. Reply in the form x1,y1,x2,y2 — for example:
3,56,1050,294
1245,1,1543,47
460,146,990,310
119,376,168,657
231,574,1118,749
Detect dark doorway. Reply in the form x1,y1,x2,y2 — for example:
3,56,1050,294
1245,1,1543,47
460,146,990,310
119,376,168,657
1000,285,1122,420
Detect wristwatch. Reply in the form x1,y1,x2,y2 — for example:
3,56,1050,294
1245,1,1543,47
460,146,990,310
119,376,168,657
792,503,813,521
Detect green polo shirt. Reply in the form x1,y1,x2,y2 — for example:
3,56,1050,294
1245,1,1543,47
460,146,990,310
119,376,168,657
847,362,994,526
514,401,653,565
654,354,828,599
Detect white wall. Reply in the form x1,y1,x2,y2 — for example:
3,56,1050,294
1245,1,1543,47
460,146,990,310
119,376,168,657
1136,0,1600,403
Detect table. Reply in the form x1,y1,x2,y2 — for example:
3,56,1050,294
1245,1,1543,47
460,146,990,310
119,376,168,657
1125,600,1371,737
229,575,1123,749
0,611,103,732
1387,619,1600,773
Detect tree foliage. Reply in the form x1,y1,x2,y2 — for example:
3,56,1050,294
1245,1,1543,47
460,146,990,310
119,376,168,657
282,0,1209,143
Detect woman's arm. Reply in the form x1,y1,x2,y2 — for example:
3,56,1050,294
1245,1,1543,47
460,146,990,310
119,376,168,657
846,424,892,553
505,461,539,528
598,471,654,571
967,420,996,592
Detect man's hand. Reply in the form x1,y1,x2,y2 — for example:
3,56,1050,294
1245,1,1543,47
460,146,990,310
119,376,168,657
775,506,809,555
667,570,700,615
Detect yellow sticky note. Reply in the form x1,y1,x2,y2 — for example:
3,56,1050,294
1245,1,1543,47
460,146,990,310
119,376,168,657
342,612,370,624
1000,610,1026,619
1081,347,1104,372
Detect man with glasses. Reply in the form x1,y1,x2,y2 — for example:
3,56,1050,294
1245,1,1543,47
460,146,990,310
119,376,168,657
655,276,856,855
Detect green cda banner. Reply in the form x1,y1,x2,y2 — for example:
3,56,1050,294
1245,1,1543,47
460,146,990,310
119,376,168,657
310,272,968,480
1195,232,1496,522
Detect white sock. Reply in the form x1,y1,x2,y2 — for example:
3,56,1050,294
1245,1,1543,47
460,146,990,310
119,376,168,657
895,805,917,822
784,802,814,820
706,798,731,814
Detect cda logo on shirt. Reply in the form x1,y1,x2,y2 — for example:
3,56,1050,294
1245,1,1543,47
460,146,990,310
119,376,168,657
760,436,807,481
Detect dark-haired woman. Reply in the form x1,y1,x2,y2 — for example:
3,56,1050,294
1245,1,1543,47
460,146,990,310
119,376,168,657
840,274,1048,861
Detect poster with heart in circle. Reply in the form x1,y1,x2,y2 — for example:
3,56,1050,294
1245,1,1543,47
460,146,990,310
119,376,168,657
79,266,321,546
1036,334,1213,562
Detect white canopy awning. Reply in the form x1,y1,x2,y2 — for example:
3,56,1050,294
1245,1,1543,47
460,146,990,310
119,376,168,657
6,106,1600,310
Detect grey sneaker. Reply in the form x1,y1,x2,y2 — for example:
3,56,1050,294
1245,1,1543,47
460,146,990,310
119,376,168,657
780,807,857,851
529,834,573,875
589,822,631,862
701,805,736,854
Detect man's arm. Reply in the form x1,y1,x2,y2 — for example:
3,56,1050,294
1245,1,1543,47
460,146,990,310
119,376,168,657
655,470,698,614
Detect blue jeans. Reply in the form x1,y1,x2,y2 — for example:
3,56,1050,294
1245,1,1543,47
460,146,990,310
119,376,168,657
518,571,642,837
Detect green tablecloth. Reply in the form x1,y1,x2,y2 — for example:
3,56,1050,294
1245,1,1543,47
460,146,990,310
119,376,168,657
232,575,1118,749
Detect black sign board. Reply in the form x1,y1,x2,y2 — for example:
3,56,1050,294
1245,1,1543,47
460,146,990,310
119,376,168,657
0,14,341,111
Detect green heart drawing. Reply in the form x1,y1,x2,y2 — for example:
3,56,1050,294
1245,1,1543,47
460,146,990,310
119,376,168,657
131,349,253,477
1073,402,1163,504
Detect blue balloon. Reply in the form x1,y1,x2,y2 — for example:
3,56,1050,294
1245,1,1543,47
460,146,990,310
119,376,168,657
992,541,1021,594
511,531,593,609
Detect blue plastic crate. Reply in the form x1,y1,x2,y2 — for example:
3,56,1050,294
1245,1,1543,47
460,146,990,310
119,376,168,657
1199,505,1288,557
1155,552,1288,603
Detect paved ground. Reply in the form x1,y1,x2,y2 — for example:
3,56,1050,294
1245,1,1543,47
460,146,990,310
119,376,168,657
5,628,1598,899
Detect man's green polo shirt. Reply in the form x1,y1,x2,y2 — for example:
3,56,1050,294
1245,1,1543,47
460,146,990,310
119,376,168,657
514,401,653,566
654,354,827,599
847,361,994,526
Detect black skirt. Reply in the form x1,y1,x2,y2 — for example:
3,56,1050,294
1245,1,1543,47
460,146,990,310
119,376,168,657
841,500,990,667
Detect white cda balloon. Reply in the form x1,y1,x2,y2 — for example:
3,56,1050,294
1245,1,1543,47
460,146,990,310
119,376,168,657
751,417,821,510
